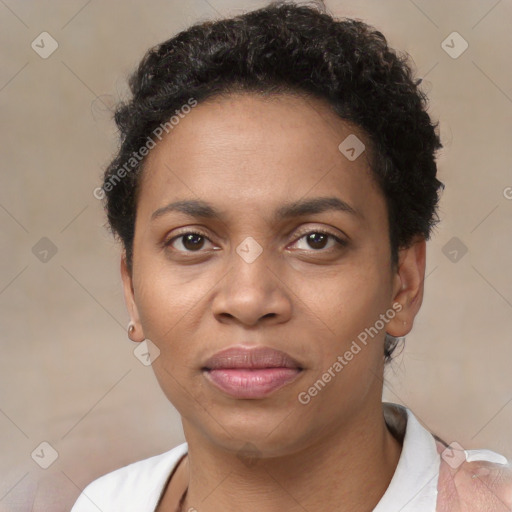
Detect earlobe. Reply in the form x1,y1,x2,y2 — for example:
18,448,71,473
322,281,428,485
386,236,426,338
120,252,145,342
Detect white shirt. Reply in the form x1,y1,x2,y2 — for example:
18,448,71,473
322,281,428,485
70,402,507,512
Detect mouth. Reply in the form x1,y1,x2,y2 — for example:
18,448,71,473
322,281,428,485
202,345,304,399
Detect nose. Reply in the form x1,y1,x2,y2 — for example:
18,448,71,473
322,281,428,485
211,242,292,327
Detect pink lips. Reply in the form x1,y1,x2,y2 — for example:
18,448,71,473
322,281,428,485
202,346,303,399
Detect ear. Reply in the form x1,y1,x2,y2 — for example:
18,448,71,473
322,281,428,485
386,236,426,337
121,251,145,342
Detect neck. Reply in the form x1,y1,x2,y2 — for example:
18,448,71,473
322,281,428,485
180,403,402,512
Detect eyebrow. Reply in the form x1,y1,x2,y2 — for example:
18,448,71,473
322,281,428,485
151,196,362,222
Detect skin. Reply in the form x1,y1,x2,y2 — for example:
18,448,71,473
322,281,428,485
121,92,427,511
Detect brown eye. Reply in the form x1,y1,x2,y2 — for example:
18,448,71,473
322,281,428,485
292,230,347,251
165,231,213,252
181,233,206,251
305,232,329,250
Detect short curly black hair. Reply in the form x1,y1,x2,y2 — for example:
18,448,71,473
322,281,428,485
99,0,444,362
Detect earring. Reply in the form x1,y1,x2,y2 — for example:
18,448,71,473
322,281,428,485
128,322,135,335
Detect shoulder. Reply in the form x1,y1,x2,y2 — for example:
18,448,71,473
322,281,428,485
435,439,512,512
70,442,188,512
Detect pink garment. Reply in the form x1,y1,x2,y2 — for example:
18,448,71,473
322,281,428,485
434,438,512,511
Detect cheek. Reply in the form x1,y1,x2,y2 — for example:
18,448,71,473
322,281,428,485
322,261,390,336
133,267,207,411
133,257,209,340
299,266,391,408
303,256,393,388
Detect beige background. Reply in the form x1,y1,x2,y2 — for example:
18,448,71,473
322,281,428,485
1,0,511,510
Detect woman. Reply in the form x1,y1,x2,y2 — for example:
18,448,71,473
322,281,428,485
72,2,512,511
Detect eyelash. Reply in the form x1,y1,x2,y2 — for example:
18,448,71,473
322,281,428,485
163,228,348,253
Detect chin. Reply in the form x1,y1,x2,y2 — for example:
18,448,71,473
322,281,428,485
197,407,309,458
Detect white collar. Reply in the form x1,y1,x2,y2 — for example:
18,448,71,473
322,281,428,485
373,402,440,511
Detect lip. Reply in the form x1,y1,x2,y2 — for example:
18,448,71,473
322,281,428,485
202,346,303,399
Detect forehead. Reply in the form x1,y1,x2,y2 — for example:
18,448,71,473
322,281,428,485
136,92,384,225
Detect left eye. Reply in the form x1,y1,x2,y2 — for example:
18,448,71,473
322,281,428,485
165,231,214,252
292,231,347,251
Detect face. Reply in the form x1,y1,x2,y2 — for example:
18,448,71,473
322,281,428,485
121,92,425,456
